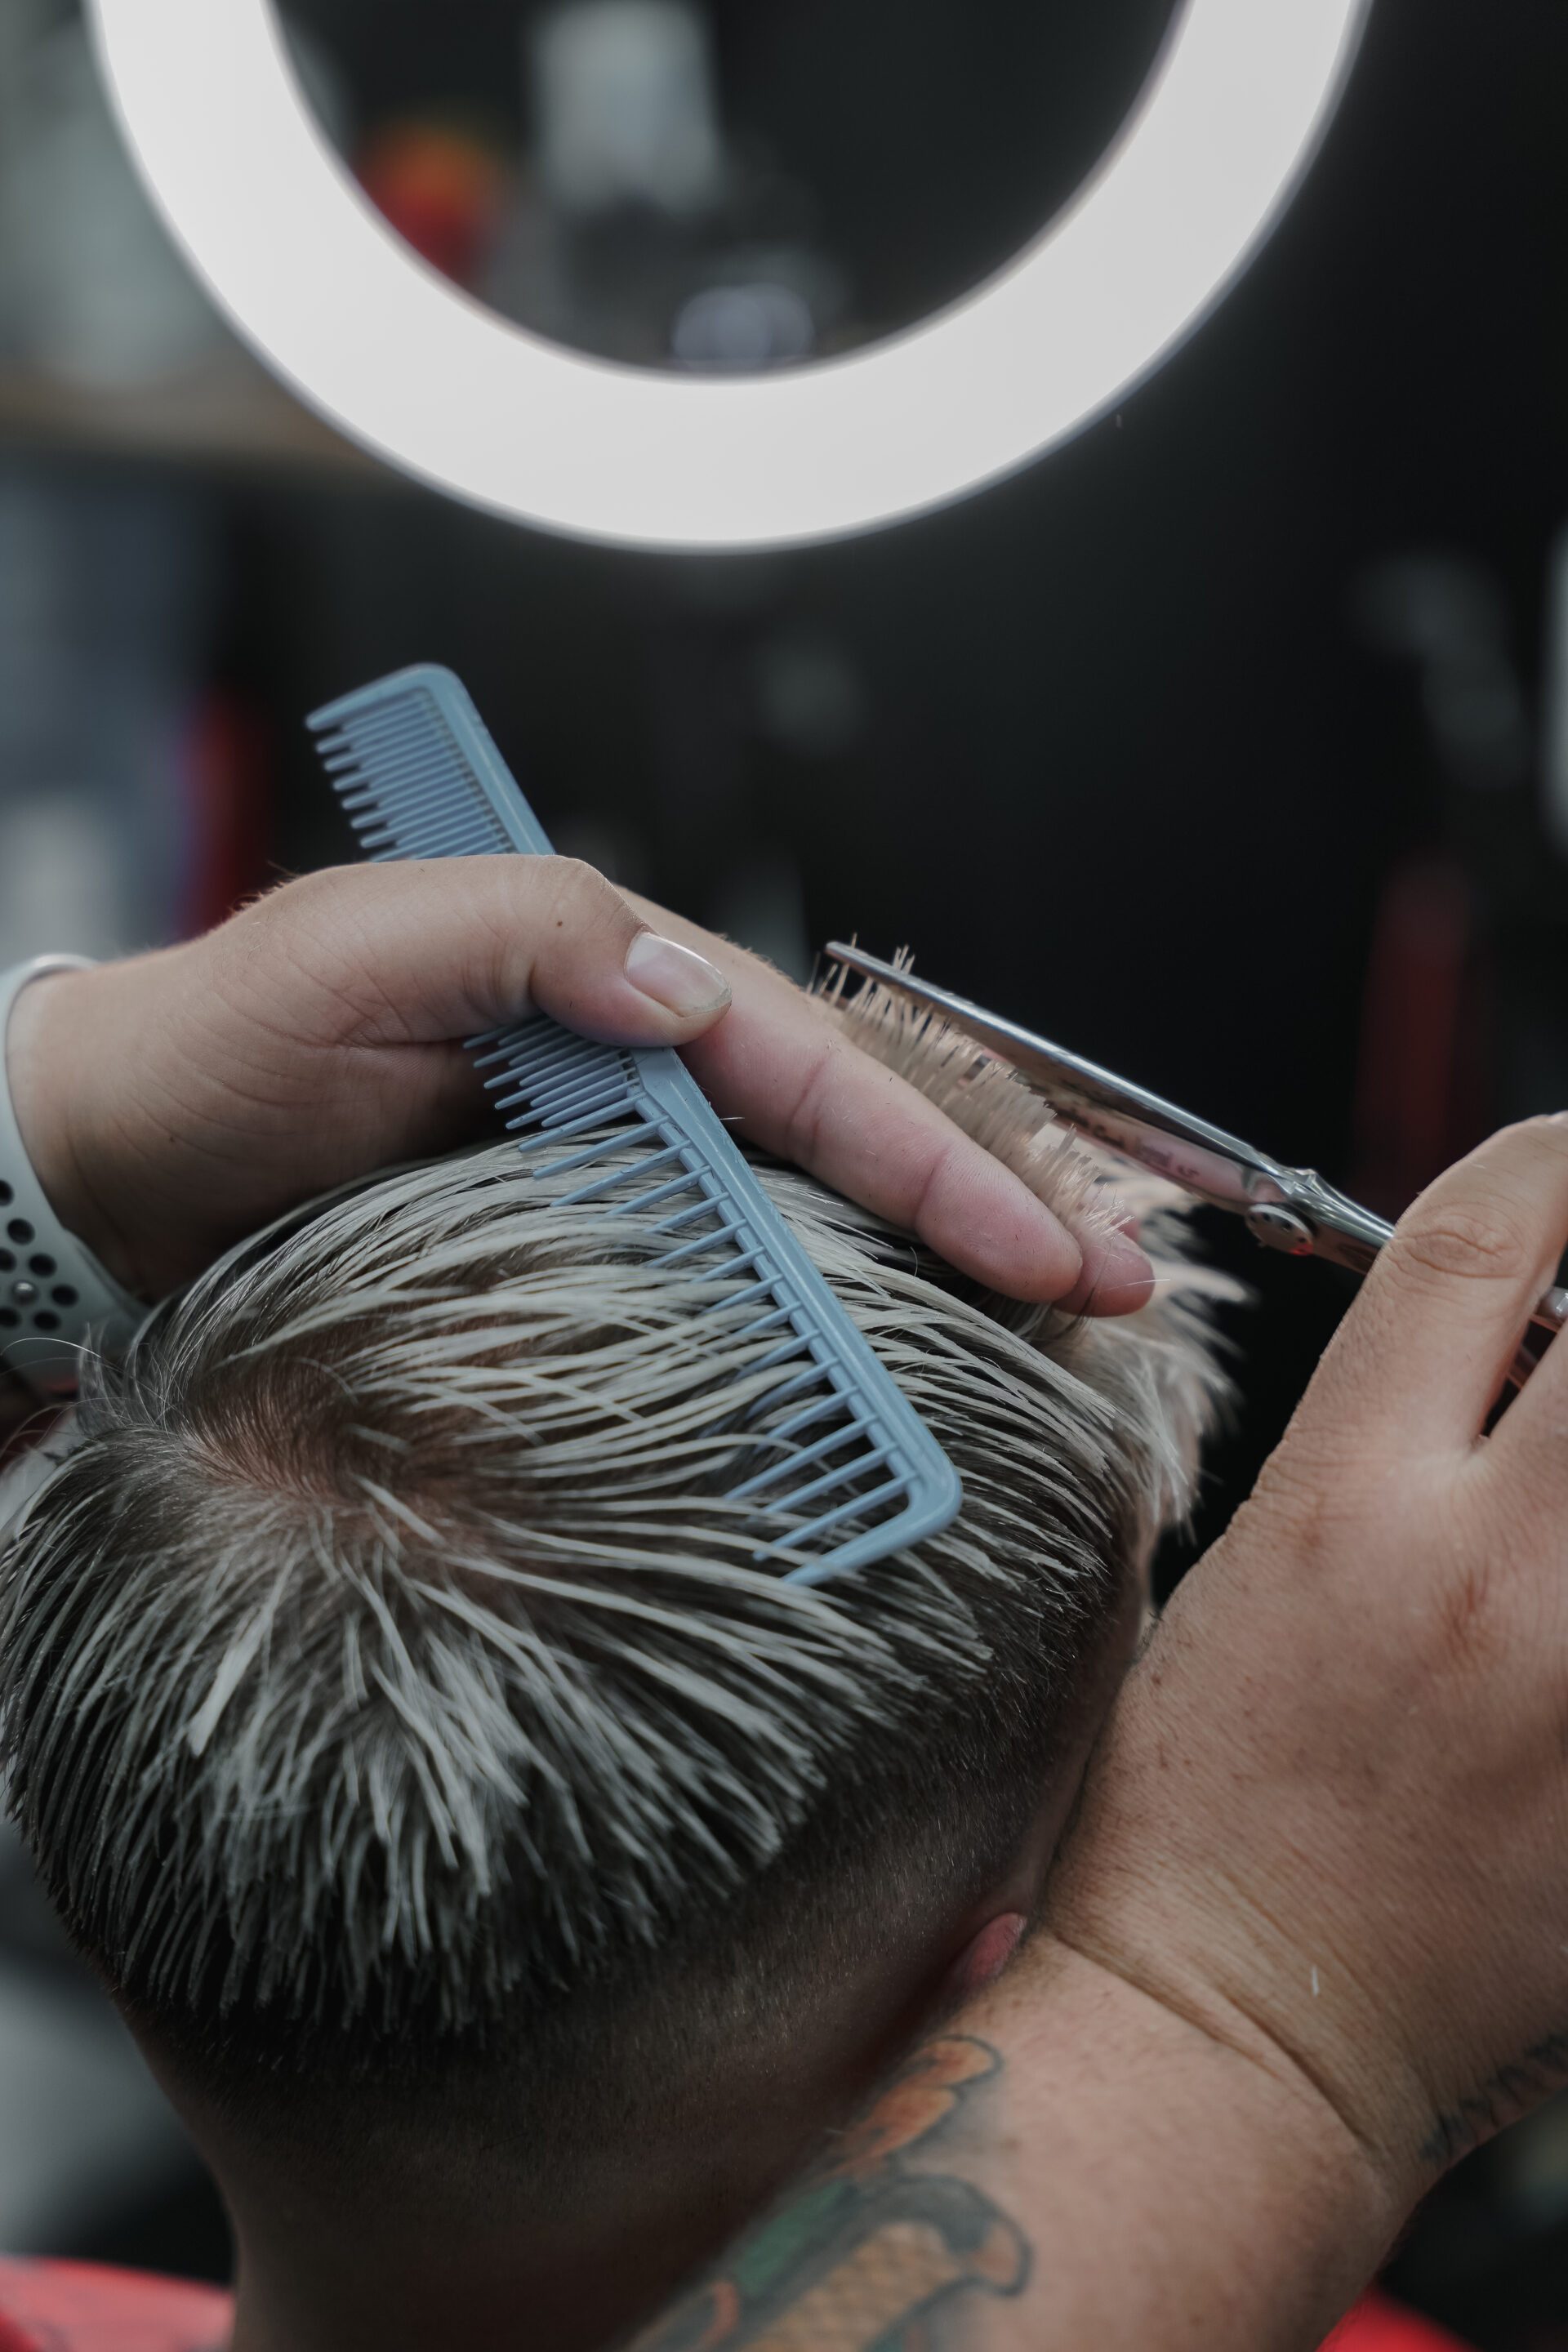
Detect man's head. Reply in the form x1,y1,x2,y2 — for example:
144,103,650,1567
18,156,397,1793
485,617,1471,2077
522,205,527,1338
0,1127,1227,2340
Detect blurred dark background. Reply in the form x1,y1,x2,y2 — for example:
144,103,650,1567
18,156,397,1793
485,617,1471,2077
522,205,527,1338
1,0,1566,2341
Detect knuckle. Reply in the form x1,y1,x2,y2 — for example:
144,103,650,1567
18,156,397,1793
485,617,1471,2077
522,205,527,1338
1406,1477,1514,1676
777,1043,838,1165
238,868,374,982
224,871,325,978
1431,1543,1499,1667
907,1130,964,1228
1241,1441,1361,1561
479,858,632,981
543,856,626,922
239,868,318,933
1393,1200,1536,1289
1506,1112,1568,1156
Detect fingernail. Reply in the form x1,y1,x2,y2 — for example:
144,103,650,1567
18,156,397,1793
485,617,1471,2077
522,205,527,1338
625,932,731,1017
1102,1234,1153,1287
1067,1232,1155,1316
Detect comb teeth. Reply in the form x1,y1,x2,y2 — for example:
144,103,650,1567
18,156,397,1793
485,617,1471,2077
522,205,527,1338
468,1019,912,1564
312,668,554,862
308,664,963,1584
320,706,514,861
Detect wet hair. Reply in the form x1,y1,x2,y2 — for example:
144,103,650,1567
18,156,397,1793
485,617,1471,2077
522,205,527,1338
0,1118,1228,2098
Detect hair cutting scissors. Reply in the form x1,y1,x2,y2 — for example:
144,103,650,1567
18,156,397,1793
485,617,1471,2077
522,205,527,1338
825,942,1568,1358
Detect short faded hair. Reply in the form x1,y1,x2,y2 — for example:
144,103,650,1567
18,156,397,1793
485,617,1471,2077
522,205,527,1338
0,1129,1228,2083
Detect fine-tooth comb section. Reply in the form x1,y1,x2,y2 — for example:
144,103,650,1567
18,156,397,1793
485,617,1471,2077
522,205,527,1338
307,662,962,1585
316,670,554,862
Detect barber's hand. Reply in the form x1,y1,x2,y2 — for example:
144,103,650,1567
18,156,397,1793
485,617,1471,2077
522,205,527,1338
1047,1113,1568,2211
6,860,1149,1310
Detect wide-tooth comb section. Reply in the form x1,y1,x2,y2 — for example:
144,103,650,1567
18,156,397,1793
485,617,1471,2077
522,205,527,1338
308,664,962,1584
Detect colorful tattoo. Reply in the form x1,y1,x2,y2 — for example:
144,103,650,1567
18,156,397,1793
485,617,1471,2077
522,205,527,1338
631,2037,1028,2351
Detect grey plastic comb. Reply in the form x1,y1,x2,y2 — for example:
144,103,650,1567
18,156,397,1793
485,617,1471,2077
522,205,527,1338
308,663,962,1585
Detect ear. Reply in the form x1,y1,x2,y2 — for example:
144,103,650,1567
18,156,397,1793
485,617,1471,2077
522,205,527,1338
942,1912,1027,2007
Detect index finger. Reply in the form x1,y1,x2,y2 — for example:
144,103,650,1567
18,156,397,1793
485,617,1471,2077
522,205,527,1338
622,895,1153,1314
1296,1117,1568,1454
228,862,1147,1309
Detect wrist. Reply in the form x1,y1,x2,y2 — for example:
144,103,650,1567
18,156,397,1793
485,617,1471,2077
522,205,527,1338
2,961,146,1398
1040,1659,1443,2228
972,1934,1406,2349
6,967,140,1294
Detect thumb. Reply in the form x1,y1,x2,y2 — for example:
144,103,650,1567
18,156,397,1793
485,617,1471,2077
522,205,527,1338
236,858,733,1051
1290,1116,1568,1461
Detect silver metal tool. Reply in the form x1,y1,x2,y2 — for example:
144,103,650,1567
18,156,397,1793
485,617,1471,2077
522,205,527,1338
826,942,1568,1356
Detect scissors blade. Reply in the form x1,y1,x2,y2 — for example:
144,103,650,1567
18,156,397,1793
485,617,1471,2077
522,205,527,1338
825,942,1294,1214
822,943,1568,1368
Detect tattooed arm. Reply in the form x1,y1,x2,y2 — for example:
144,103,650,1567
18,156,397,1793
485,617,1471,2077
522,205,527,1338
635,1116,1568,2350
634,2002,1382,2352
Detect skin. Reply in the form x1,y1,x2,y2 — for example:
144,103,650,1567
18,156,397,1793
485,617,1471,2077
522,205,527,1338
156,1120,1568,2352
11,866,1568,2345
2,858,1152,1314
624,1116,1568,2351
159,1575,1147,2352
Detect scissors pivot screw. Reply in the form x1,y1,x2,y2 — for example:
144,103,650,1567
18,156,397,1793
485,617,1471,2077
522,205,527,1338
1245,1203,1315,1257
821,942,1568,1381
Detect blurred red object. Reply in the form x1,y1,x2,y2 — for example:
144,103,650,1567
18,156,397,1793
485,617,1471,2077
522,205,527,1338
356,123,509,291
1349,854,1490,1218
1325,2292,1474,2350
178,692,274,938
0,2259,230,2352
0,2262,1473,2349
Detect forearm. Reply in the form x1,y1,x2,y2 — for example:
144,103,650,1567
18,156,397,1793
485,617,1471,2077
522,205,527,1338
637,1939,1401,2352
942,1938,1398,2349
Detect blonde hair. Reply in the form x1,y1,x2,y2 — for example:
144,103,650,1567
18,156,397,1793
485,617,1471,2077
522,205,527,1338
0,1124,1228,2052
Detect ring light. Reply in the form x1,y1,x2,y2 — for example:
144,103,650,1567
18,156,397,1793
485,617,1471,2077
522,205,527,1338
88,0,1369,550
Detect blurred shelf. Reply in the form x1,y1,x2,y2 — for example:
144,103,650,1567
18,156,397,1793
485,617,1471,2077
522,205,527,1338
0,341,388,482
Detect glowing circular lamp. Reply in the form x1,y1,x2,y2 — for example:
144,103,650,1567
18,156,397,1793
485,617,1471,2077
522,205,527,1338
88,0,1369,550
